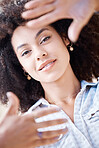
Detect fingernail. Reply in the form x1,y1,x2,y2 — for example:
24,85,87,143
21,12,26,18
25,4,29,9
6,92,11,98
6,92,12,105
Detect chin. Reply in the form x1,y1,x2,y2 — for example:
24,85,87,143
41,72,64,83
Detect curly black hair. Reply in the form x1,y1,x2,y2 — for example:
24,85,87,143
0,0,99,112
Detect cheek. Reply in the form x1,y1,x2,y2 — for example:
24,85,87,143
64,48,70,62
21,59,40,81
20,58,35,73
58,42,70,63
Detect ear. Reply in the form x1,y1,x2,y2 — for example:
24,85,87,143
63,38,70,46
22,67,27,73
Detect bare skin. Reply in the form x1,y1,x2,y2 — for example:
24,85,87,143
22,0,99,42
11,25,81,123
0,92,68,148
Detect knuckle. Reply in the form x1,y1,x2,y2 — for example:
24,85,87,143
42,131,48,138
77,14,86,22
55,9,62,17
46,120,51,126
34,1,39,6
44,5,54,12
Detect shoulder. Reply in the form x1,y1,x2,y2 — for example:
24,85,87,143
80,77,99,115
81,78,99,148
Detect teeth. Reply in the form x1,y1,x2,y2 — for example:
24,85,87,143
39,60,56,71
44,61,54,68
40,61,54,70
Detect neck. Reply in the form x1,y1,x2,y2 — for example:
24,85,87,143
41,64,80,106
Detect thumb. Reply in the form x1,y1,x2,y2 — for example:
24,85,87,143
6,92,20,116
68,8,94,42
68,19,86,42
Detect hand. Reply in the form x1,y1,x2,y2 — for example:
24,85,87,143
0,92,68,148
22,0,99,42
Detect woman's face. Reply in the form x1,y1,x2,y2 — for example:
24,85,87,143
11,25,70,83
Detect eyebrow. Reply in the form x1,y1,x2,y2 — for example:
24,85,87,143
35,28,49,39
17,28,49,50
17,43,28,51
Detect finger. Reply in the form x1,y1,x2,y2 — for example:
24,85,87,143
36,118,67,128
22,4,55,20
32,136,60,147
68,13,93,42
6,92,19,116
24,0,55,9
32,106,61,118
23,106,61,122
38,127,68,139
25,10,60,28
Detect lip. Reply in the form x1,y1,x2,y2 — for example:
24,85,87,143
38,59,56,71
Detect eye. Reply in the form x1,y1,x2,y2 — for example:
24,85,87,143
40,36,51,44
21,50,32,57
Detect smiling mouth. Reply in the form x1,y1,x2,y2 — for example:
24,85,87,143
39,59,56,71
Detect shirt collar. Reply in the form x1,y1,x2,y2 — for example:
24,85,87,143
81,77,99,89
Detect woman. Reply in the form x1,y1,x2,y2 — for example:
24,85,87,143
0,0,99,148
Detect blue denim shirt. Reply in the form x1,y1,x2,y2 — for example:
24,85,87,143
29,78,99,148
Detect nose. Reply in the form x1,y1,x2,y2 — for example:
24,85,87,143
35,49,48,61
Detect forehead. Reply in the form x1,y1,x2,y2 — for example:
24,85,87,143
11,25,54,48
12,25,39,43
